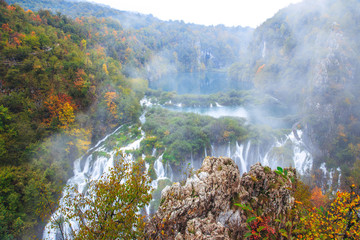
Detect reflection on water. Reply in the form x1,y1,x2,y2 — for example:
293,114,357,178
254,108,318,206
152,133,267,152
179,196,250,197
149,71,251,94
164,105,249,119
163,103,293,129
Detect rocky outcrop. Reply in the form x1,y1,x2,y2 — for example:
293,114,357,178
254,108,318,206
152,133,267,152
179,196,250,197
145,157,296,239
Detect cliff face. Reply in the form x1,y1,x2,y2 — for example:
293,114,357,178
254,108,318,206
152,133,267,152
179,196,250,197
145,157,296,239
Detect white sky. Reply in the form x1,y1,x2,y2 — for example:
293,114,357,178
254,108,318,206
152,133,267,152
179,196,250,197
88,0,303,28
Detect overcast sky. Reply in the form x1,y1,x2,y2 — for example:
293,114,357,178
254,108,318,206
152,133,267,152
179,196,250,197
88,0,302,28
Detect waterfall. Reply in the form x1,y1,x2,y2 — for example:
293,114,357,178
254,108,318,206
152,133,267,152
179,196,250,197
140,112,146,124
227,142,231,158
233,142,244,174
262,152,270,167
42,127,145,240
203,130,313,177
190,152,194,168
211,144,215,156
154,154,165,180
152,148,157,156
262,41,267,58
165,162,174,182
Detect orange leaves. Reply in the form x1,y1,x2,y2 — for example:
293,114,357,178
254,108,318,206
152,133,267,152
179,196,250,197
300,186,360,239
73,69,87,90
64,34,71,40
104,91,118,119
6,5,16,11
1,23,12,33
75,17,83,25
338,124,347,138
256,64,265,74
32,14,42,23
43,93,76,129
310,186,327,208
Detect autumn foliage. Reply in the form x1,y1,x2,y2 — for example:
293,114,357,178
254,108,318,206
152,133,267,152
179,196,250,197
310,186,327,208
53,156,152,240
43,93,76,129
299,185,360,239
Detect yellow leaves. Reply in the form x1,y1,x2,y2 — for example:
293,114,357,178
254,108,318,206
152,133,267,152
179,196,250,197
64,128,91,156
301,188,360,239
338,124,346,138
58,102,75,129
223,130,232,139
80,39,87,50
345,97,351,105
104,92,118,119
74,69,88,90
102,63,109,75
43,93,76,129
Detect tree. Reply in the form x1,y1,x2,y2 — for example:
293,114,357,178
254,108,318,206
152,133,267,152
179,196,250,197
299,185,360,239
51,155,152,239
310,186,327,208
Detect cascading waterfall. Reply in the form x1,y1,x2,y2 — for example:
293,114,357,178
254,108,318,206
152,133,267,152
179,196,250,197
165,162,174,182
262,41,267,58
227,142,231,158
211,144,215,156
202,130,313,177
319,163,342,192
191,152,195,168
42,125,145,240
154,155,165,178
43,96,318,239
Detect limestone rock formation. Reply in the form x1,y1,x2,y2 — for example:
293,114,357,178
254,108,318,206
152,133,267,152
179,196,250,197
145,157,296,239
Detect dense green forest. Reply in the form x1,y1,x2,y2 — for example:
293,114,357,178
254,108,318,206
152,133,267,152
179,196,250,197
2,0,360,238
0,1,146,238
8,0,253,75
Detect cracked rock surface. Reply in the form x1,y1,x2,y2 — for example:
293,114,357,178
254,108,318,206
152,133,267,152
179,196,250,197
145,157,295,239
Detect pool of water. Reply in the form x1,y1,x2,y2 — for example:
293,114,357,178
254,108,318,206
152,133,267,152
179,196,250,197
149,71,252,94
164,105,249,119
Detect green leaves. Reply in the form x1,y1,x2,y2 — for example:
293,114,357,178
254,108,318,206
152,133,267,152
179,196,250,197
58,156,153,239
247,216,257,223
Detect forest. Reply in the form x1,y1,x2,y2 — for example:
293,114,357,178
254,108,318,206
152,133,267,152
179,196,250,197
1,0,360,239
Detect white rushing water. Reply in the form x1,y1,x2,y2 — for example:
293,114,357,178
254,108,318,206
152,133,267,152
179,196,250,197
164,105,249,119
207,130,313,176
262,41,267,58
42,126,145,239
43,96,316,239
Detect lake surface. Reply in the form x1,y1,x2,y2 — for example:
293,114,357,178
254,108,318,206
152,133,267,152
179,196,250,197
149,71,291,128
149,71,251,94
164,105,249,119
